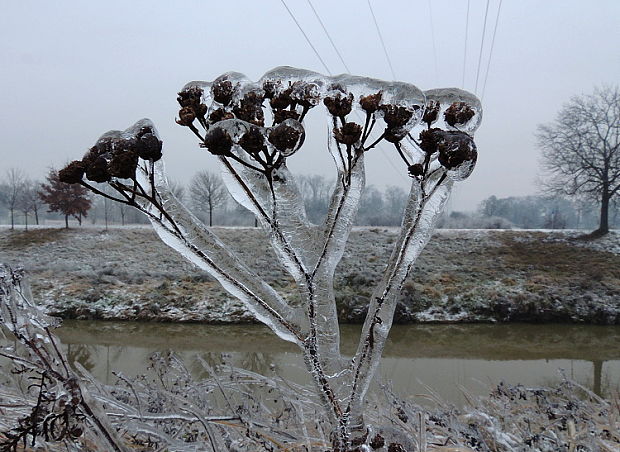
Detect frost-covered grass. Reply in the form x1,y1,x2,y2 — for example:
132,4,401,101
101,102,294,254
1,227,619,324
2,264,619,451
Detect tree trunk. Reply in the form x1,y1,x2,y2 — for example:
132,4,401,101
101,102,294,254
209,204,213,227
24,213,28,231
597,192,610,234
34,207,39,225
10,208,14,230
65,214,69,229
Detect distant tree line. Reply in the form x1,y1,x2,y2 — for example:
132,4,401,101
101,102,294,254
1,167,618,229
467,195,619,230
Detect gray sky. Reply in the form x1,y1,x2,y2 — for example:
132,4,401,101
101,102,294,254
1,0,619,211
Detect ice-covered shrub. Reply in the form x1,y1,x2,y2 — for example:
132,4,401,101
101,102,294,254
58,67,482,449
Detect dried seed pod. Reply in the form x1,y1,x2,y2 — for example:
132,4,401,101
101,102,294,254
176,106,196,126
268,119,305,156
444,101,475,127
211,77,234,105
379,104,414,128
437,131,477,170
273,109,300,124
85,156,111,183
290,81,321,108
203,127,234,156
177,86,203,108
233,91,265,126
369,433,385,449
388,443,406,452
239,126,267,155
108,149,138,179
407,163,424,179
323,92,354,117
422,100,440,127
135,133,163,161
58,160,87,184
209,108,235,124
360,92,382,113
270,88,293,110
418,128,443,154
334,122,362,145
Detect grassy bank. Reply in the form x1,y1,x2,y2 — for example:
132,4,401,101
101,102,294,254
1,227,619,324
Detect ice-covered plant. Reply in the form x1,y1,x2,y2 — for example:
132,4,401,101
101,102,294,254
59,67,482,450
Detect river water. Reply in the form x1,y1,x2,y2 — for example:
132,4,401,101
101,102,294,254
53,321,620,406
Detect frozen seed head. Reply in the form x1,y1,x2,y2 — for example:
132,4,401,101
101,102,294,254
209,108,235,124
437,131,477,170
388,443,406,452
203,127,233,156
360,91,382,113
334,122,362,145
444,101,475,127
290,81,321,108
177,86,203,108
270,88,293,110
418,128,443,154
58,160,87,184
370,433,385,449
239,126,267,155
85,156,111,183
232,91,265,126
211,77,235,105
268,120,305,156
407,163,424,179
108,148,138,179
423,100,440,128
135,133,163,161
262,80,279,99
176,106,196,126
323,91,354,117
273,109,300,124
379,104,415,128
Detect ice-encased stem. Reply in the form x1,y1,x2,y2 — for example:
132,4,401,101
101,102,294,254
347,172,453,419
219,155,315,285
307,153,365,380
135,162,306,344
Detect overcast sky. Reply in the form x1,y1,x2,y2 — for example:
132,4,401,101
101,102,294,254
1,0,619,211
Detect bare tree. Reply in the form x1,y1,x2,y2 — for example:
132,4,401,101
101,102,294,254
58,68,482,449
189,170,227,226
167,179,185,201
297,174,333,223
17,179,45,229
538,85,620,235
0,168,26,230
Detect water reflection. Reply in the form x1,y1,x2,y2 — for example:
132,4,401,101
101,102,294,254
51,321,620,405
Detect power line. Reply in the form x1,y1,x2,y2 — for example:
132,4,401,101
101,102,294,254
481,0,503,100
427,0,439,84
462,0,470,89
306,0,351,74
367,0,397,80
279,0,332,75
278,0,408,183
474,0,491,95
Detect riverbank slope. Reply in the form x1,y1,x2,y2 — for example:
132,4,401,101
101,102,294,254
1,227,619,324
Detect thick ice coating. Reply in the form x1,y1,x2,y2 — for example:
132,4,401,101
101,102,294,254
423,88,482,133
60,66,483,447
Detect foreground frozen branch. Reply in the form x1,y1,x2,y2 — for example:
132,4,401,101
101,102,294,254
58,67,482,449
2,265,618,451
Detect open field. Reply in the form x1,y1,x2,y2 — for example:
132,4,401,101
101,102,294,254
1,226,619,324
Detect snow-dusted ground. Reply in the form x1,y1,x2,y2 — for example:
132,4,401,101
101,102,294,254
1,227,619,324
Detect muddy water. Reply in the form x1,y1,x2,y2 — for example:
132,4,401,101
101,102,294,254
54,321,620,405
